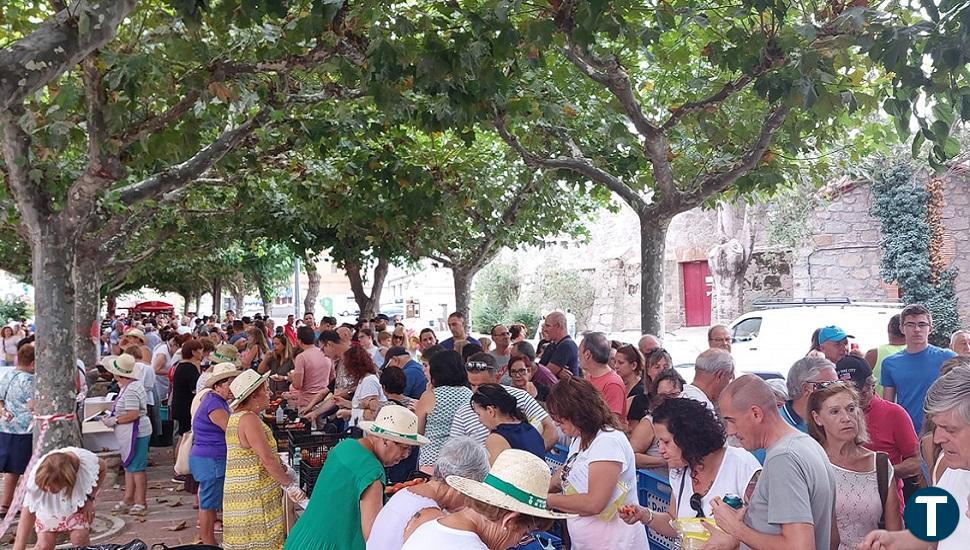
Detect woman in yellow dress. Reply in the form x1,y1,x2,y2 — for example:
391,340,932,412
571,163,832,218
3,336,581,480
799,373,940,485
223,370,305,550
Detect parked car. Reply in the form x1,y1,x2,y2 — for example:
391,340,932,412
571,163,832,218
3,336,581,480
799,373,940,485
728,300,902,379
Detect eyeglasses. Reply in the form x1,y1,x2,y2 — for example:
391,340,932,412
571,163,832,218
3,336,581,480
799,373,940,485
903,322,932,329
510,368,529,376
466,361,492,371
689,493,705,518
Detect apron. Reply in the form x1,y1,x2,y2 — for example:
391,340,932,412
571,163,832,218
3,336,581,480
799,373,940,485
112,386,141,468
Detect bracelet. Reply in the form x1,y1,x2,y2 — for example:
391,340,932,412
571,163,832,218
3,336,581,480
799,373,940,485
644,507,655,525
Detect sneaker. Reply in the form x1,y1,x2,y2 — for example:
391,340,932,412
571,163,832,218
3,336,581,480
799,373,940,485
129,504,147,516
111,502,130,514
171,474,189,483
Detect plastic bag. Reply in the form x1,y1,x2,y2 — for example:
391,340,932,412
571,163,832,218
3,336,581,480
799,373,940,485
151,545,222,550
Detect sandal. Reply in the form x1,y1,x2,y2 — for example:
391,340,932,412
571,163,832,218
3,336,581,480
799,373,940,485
111,502,130,514
129,504,147,516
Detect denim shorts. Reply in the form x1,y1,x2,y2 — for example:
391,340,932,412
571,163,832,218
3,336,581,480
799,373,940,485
189,455,226,511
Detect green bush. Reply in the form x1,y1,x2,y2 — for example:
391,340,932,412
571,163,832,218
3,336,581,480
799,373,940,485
0,297,32,324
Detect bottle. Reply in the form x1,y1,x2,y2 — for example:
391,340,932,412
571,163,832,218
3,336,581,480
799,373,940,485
723,494,744,509
275,403,284,424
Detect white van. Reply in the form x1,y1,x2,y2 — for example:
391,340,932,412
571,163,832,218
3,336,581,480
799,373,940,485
728,300,902,379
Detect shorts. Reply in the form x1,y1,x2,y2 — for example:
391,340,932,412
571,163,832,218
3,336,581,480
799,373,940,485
0,432,32,474
35,509,90,533
125,436,151,473
189,455,226,511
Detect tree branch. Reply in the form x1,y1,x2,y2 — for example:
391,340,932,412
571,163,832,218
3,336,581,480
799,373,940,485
0,0,138,111
678,104,791,211
0,109,48,229
115,108,270,205
117,90,201,152
494,113,648,213
661,75,754,131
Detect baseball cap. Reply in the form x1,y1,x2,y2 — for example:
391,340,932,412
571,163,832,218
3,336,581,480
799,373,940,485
836,355,873,392
373,314,390,322
818,325,854,345
381,346,411,369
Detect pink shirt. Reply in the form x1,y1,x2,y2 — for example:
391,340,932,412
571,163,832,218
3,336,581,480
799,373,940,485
291,347,332,407
588,370,627,418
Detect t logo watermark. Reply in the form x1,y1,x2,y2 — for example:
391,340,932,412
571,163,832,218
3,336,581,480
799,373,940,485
904,487,961,542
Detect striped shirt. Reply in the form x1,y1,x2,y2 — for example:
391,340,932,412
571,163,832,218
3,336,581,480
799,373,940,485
448,385,548,445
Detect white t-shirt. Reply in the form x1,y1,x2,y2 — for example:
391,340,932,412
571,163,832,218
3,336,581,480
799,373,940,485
367,488,440,550
151,343,173,399
350,374,386,426
135,362,156,406
668,446,761,518
938,468,970,550
562,429,650,550
400,519,488,550
680,384,715,411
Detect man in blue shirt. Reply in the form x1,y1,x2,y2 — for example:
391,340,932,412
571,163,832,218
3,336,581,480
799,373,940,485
381,346,427,399
538,311,580,379
881,303,956,433
439,311,480,355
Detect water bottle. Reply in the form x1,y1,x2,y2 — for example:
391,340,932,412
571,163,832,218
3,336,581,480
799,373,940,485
275,404,284,424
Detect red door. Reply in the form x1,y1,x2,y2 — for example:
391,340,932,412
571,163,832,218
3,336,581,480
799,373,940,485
682,261,712,327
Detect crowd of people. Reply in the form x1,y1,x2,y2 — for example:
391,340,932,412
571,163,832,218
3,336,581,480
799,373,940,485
2,302,970,550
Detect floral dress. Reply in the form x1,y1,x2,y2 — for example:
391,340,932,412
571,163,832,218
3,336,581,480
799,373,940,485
223,411,284,550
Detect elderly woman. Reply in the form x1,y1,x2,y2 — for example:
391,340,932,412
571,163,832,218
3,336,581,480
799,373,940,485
100,354,152,516
808,382,901,549
223,370,305,550
286,405,429,550
189,363,240,546
415,350,472,468
368,436,489,550
0,343,34,516
402,449,572,549
620,398,761,539
545,377,649,550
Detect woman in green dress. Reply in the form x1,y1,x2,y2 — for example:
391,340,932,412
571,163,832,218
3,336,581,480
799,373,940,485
284,404,429,550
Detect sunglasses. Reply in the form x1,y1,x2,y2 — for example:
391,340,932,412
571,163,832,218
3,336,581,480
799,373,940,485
810,380,847,391
689,493,705,518
561,452,579,482
466,361,492,371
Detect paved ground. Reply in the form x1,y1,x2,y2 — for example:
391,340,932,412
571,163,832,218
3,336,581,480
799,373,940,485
2,447,210,549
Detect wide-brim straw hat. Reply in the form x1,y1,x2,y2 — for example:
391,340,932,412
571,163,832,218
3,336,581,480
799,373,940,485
101,354,141,379
123,328,146,343
205,362,241,388
446,449,577,519
211,343,241,367
359,404,430,446
229,370,270,409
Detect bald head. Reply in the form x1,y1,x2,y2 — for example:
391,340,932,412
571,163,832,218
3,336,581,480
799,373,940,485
638,334,661,356
721,375,779,416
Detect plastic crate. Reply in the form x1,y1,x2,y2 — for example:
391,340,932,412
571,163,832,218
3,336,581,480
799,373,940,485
299,459,325,496
287,430,343,452
636,469,677,550
515,531,562,550
544,444,569,472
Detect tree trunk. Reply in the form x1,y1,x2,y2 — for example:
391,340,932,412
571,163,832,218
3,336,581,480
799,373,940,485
639,214,672,336
304,260,320,315
345,255,390,320
233,290,245,315
451,266,476,332
181,292,191,316
259,285,272,317
195,294,201,314
32,228,82,450
72,255,100,371
708,202,754,323
211,278,222,318
106,292,117,319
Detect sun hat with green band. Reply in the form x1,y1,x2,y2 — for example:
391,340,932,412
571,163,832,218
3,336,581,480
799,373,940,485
210,343,241,367
446,449,576,519
101,354,141,379
359,405,429,446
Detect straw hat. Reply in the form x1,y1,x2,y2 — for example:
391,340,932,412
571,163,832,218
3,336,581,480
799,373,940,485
101,354,141,379
205,362,241,388
123,328,146,343
359,405,429,446
210,343,241,367
446,449,576,519
229,370,270,409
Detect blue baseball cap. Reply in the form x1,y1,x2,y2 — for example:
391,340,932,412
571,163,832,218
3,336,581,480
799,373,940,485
818,325,854,345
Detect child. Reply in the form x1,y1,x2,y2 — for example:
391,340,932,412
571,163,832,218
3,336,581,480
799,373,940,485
16,447,107,550
101,353,152,516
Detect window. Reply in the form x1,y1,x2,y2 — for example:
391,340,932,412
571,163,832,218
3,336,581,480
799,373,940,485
732,317,762,342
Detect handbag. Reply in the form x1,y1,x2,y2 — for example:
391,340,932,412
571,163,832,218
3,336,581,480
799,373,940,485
174,430,193,475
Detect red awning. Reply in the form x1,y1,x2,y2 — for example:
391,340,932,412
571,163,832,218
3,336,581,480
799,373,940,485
131,301,175,313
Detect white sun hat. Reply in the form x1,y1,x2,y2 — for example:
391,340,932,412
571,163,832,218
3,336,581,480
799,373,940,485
359,404,430,446
446,449,577,519
229,370,270,409
101,354,141,380
205,362,241,388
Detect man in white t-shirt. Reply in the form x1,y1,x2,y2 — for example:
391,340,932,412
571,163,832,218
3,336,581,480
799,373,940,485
682,348,735,411
859,367,970,550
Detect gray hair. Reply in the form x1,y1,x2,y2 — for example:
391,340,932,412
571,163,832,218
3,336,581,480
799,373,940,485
787,356,836,400
924,366,970,429
766,378,789,402
582,332,612,364
695,348,735,375
433,436,490,482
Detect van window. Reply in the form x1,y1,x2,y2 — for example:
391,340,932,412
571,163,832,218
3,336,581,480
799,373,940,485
733,317,762,341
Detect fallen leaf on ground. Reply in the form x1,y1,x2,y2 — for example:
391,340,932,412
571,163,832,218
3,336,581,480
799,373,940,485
165,521,187,531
